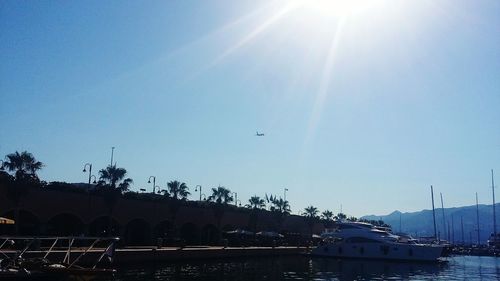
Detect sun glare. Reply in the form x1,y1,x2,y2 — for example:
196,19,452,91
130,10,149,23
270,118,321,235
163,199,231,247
297,0,381,18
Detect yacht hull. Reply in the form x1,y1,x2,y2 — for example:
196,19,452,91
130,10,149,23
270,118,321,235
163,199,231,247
311,243,444,262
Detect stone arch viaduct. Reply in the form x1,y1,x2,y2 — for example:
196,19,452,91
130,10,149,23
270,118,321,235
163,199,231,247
0,186,323,245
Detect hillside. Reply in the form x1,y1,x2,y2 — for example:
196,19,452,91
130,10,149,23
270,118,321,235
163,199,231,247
361,203,500,244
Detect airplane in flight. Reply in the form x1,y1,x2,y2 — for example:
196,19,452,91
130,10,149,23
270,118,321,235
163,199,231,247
255,131,265,136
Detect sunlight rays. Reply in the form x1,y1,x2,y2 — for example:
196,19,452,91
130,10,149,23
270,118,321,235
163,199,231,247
204,2,299,71
304,17,347,148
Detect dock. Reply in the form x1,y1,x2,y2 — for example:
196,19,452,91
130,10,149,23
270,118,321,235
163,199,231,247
2,246,308,265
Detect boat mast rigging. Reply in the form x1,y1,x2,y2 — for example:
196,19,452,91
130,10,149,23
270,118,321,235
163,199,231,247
492,169,497,241
431,185,437,240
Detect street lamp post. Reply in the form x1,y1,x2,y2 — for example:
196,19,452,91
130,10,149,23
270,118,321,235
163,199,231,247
148,176,156,194
233,192,238,206
90,175,97,184
83,163,93,185
195,185,202,201
82,163,95,235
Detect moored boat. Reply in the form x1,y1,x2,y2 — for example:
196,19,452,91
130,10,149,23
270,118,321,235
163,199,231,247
311,221,444,262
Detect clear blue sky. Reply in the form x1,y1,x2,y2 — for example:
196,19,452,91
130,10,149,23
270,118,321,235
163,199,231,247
1,0,499,217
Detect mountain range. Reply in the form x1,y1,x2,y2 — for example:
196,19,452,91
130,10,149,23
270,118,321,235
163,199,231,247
361,203,500,244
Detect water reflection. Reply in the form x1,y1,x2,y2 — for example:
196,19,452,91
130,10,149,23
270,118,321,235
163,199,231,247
311,258,445,281
99,256,500,281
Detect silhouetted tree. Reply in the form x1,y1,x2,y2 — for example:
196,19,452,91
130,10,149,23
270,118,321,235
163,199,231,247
96,164,133,235
246,195,265,233
268,196,291,214
246,195,265,209
303,206,319,237
163,180,190,239
266,195,291,232
3,151,43,182
337,212,347,220
2,151,44,234
97,165,132,192
303,206,319,218
321,210,334,227
208,186,233,204
166,180,190,201
207,186,233,243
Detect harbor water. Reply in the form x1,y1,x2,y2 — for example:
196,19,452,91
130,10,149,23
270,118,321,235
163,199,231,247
94,255,500,281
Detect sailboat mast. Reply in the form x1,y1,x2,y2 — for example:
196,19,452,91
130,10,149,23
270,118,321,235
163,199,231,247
440,193,446,241
399,212,402,233
431,185,437,240
492,169,497,241
461,215,464,244
451,215,455,244
476,192,480,245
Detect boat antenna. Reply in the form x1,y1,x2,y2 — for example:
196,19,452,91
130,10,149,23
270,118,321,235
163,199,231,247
492,169,497,242
476,192,480,245
440,193,447,242
431,185,437,240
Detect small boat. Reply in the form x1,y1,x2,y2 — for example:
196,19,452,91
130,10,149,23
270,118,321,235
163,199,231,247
487,233,500,248
311,221,444,262
0,236,119,279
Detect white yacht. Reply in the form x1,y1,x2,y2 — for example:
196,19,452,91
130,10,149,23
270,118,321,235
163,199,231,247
311,221,444,262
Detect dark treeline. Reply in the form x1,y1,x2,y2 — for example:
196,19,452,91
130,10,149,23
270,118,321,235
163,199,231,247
0,150,389,239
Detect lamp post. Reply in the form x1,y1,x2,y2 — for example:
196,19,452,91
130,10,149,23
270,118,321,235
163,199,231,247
83,163,95,235
284,188,289,202
148,176,156,194
195,185,202,201
83,163,93,185
233,192,238,206
90,175,97,184
155,186,162,194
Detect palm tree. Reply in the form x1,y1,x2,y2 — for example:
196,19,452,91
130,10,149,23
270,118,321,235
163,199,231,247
266,195,291,233
321,210,334,221
207,186,233,243
247,195,265,209
246,195,265,233
321,210,334,228
97,164,133,235
337,212,347,221
97,164,132,192
270,197,291,214
303,205,319,238
162,180,190,239
3,151,44,234
303,206,319,219
3,151,43,182
207,186,233,204
166,180,190,200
